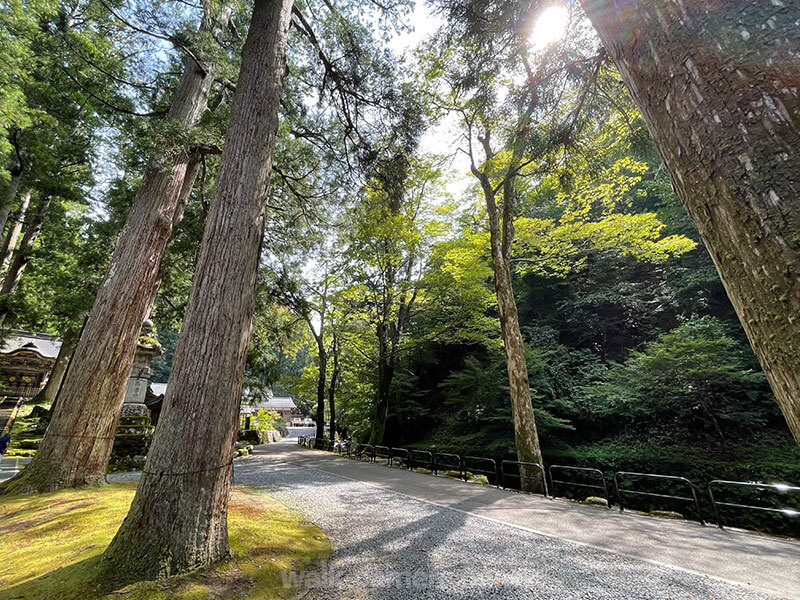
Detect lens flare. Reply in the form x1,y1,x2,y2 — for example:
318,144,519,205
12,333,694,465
530,3,569,51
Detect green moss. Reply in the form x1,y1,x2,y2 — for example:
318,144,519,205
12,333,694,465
5,404,44,457
0,484,330,600
583,496,609,507
137,336,161,350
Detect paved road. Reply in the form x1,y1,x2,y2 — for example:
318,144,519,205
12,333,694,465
285,426,317,440
232,443,798,600
0,456,29,483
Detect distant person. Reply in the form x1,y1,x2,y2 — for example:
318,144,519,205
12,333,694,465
0,433,10,457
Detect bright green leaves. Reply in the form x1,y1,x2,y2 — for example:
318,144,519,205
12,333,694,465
510,154,696,276
559,157,649,220
514,212,696,276
439,155,696,282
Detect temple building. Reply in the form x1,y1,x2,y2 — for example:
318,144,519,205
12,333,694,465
0,331,62,398
0,328,304,431
241,388,302,424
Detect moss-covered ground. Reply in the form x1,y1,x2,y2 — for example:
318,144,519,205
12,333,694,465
4,403,44,458
0,483,330,599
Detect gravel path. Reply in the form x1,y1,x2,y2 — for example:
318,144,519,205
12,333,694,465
233,456,782,600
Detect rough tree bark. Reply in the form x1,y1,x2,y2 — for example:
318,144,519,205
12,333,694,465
0,4,233,495
0,190,30,271
0,194,51,328
103,0,293,578
579,0,800,446
485,191,545,492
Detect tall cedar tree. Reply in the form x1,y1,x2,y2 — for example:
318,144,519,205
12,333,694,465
103,0,293,577
0,4,233,494
579,0,800,446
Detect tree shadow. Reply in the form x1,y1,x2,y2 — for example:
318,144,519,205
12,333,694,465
0,555,135,600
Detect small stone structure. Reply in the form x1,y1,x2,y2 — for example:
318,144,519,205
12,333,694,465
123,320,162,407
109,321,162,471
238,428,282,445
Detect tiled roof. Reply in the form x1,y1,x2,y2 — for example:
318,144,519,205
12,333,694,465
0,331,62,359
260,396,296,409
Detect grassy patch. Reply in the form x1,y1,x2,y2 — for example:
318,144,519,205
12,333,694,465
0,483,330,600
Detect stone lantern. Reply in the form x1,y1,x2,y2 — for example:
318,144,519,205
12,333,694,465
111,320,163,471
121,319,163,416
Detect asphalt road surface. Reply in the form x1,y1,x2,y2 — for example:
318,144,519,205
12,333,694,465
285,426,317,440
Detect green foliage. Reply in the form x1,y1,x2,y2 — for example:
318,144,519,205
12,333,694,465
0,0,793,542
583,317,777,439
428,351,574,455
251,409,287,433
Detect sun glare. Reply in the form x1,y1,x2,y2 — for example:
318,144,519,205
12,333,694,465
530,3,569,51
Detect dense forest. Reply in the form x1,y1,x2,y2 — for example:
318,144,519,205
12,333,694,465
3,0,798,474
1,0,799,573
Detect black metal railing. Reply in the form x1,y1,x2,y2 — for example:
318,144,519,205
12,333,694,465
374,445,391,465
391,447,411,469
291,440,798,534
500,460,548,497
549,465,610,508
354,443,375,463
463,456,499,486
334,440,351,456
410,449,434,472
614,472,704,524
433,452,462,477
708,480,800,529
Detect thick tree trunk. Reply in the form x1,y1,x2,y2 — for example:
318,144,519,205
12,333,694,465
103,0,292,578
0,190,30,272
315,342,327,442
368,287,414,446
0,194,51,328
34,329,77,406
479,157,544,491
580,0,800,446
0,6,233,495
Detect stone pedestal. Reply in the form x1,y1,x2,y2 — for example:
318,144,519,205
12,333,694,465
110,321,162,472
